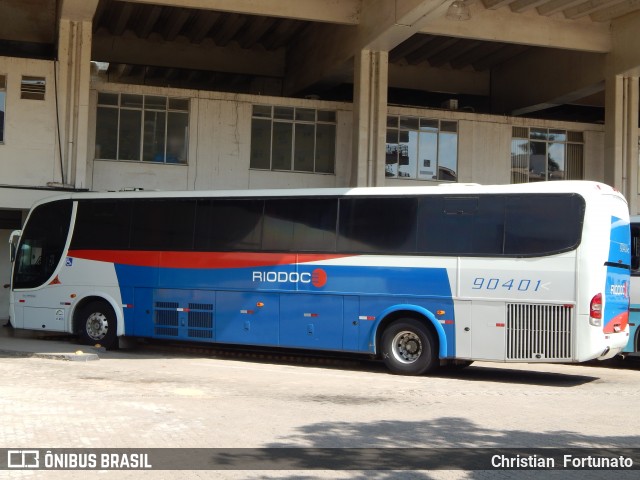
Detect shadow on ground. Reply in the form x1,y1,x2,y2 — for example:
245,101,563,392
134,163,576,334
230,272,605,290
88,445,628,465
256,417,640,479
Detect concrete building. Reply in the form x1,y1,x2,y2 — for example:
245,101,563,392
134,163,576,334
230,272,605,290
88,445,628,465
0,0,639,318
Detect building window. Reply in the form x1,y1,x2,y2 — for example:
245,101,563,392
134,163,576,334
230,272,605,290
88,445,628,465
95,93,189,164
511,127,584,183
20,76,45,100
0,75,5,143
250,105,337,174
386,115,458,181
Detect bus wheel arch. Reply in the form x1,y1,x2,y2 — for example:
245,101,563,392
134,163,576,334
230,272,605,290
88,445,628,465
374,308,445,375
72,295,122,349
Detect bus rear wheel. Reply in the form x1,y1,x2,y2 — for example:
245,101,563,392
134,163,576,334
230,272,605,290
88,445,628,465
77,301,118,349
381,318,437,375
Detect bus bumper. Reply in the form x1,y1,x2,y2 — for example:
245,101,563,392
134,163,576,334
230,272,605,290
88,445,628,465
596,346,623,360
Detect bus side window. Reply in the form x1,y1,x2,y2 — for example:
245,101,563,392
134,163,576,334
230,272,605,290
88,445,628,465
130,199,196,251
631,225,640,275
263,198,337,252
417,195,504,256
195,199,264,251
71,200,132,250
337,197,418,253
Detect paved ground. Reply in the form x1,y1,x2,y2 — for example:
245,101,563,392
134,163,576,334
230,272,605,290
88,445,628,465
0,328,639,479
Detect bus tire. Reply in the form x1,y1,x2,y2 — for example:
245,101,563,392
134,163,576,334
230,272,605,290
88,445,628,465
381,318,437,375
77,301,118,349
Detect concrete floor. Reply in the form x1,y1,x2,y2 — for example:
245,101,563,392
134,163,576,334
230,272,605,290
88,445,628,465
0,328,639,479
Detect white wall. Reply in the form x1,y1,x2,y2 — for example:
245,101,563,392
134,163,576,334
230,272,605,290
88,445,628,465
88,81,353,192
0,66,608,197
88,80,607,193
0,56,61,187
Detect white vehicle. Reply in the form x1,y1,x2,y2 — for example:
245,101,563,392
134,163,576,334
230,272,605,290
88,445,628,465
7,181,631,375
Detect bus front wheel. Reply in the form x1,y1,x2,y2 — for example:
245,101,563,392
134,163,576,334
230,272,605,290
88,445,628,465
381,318,437,375
77,301,118,349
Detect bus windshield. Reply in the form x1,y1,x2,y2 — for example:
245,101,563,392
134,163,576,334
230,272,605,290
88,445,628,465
13,200,72,289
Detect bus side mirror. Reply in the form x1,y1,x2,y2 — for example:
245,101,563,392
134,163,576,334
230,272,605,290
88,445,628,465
9,230,21,263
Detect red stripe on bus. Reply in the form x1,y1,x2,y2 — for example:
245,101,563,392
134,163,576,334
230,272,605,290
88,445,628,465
67,250,351,270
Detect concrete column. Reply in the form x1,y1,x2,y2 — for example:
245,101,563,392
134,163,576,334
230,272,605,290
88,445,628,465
604,75,639,213
351,50,388,187
56,18,93,189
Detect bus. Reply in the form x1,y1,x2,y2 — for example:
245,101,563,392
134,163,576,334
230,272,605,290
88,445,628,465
623,215,640,355
7,181,631,375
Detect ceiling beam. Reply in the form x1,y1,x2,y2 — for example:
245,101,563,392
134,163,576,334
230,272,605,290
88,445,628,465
389,35,435,63
471,44,530,70
421,3,611,52
164,8,191,41
284,0,451,95
482,0,517,8
92,31,285,77
125,0,361,25
449,41,505,69
136,6,162,38
607,9,640,75
590,0,640,21
190,11,222,44
491,48,606,114
509,0,549,12
428,40,483,67
405,37,457,64
112,3,134,36
536,0,586,16
563,0,628,19
388,62,490,95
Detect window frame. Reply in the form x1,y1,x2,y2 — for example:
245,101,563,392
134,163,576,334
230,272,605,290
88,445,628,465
510,127,584,184
249,105,337,175
385,115,459,182
20,76,45,101
95,92,190,165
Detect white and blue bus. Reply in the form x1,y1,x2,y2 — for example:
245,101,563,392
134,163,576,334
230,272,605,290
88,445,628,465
7,181,631,375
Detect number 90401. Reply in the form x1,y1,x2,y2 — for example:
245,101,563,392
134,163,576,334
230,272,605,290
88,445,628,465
472,278,543,292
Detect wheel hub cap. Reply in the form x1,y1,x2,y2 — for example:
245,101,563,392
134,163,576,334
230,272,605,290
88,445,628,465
392,331,422,364
86,312,108,341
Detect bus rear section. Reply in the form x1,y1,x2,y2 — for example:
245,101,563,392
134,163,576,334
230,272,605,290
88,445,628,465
575,190,630,361
622,217,640,355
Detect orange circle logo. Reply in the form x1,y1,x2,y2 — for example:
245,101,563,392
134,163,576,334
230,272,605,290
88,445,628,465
311,268,327,288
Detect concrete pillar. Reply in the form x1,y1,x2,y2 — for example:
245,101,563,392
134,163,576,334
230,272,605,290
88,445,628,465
351,50,388,187
604,75,639,213
56,18,93,189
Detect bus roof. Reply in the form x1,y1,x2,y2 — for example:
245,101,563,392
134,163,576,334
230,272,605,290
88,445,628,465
28,181,626,206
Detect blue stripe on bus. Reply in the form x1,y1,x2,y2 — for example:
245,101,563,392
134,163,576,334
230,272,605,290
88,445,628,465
113,263,456,357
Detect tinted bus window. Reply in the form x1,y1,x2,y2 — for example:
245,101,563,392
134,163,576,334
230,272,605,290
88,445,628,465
504,194,584,256
13,200,72,289
631,224,640,275
338,197,418,253
72,200,132,250
195,199,263,251
130,199,196,250
418,196,504,255
263,198,337,252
